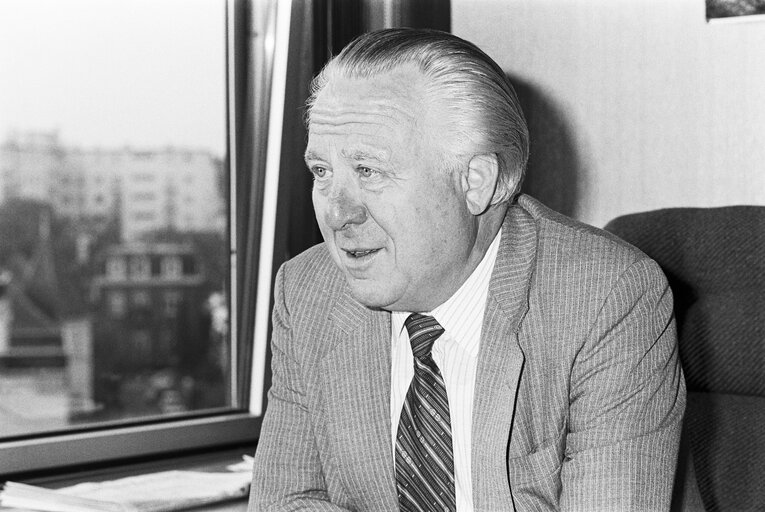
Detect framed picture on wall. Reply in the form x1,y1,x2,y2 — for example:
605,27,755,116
707,0,765,19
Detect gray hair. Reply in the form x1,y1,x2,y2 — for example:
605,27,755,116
306,28,530,204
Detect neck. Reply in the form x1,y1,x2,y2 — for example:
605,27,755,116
472,202,508,257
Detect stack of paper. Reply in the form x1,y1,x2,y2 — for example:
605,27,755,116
0,482,132,512
0,469,252,512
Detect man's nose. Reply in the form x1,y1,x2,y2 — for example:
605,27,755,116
324,187,368,231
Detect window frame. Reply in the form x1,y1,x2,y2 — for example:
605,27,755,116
0,0,287,476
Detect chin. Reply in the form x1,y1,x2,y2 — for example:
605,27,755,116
346,281,398,310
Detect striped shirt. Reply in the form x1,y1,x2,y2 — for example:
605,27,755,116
391,229,502,512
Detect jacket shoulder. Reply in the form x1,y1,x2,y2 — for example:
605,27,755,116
518,194,653,271
514,195,670,337
277,243,345,314
282,242,336,278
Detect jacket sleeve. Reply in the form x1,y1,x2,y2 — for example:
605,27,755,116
249,265,350,511
560,258,686,511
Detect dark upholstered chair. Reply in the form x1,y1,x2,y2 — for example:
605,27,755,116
605,205,765,512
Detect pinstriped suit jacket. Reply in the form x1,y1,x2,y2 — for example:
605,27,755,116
250,195,686,511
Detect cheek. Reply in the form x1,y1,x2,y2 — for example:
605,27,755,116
312,189,328,222
387,205,447,262
312,193,334,241
414,194,470,255
365,179,463,255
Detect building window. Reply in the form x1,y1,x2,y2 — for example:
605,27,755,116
133,211,156,222
132,191,157,202
108,291,127,318
161,255,183,279
133,172,155,182
132,290,151,308
106,256,127,279
129,330,152,365
163,291,181,318
129,255,151,279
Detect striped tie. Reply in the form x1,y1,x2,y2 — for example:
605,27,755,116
395,313,456,512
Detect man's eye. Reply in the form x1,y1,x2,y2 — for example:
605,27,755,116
312,166,328,178
358,166,376,178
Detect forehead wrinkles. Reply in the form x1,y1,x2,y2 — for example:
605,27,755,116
307,69,439,167
310,97,420,133
312,68,428,128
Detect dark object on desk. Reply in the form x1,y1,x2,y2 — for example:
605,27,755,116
605,205,765,512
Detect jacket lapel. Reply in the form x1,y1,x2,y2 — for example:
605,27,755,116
320,295,398,508
472,203,538,511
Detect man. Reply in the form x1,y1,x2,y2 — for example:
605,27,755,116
250,28,685,511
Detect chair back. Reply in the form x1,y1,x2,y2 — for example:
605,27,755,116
605,205,765,511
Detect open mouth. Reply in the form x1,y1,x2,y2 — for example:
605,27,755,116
345,248,380,258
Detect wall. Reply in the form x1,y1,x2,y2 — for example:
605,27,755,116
453,0,765,227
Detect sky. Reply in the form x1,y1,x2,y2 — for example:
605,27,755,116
0,0,227,155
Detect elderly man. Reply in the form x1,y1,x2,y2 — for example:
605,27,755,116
250,28,685,511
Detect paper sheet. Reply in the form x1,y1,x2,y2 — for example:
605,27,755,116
1,467,252,512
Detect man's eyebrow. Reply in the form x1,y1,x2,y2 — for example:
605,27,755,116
304,150,322,162
339,148,389,162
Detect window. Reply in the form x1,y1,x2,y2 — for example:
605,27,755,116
133,211,157,222
106,257,127,280
163,291,182,319
129,255,152,279
161,256,183,279
0,0,287,475
132,192,157,202
134,173,156,182
108,291,127,318
131,290,151,308
128,330,152,365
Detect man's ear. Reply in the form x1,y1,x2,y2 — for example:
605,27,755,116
463,153,499,215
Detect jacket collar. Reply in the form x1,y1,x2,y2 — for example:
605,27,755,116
488,197,538,329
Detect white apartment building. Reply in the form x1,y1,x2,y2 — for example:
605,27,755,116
0,131,63,203
0,132,225,243
55,149,121,221
119,150,225,242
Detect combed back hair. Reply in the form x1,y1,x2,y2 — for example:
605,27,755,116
306,28,530,204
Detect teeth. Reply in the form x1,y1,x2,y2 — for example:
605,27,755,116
349,249,374,257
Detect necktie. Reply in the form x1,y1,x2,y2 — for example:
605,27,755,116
396,313,456,512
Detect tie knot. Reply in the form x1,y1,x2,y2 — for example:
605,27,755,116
404,313,444,359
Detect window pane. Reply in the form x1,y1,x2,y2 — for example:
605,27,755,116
0,0,230,438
